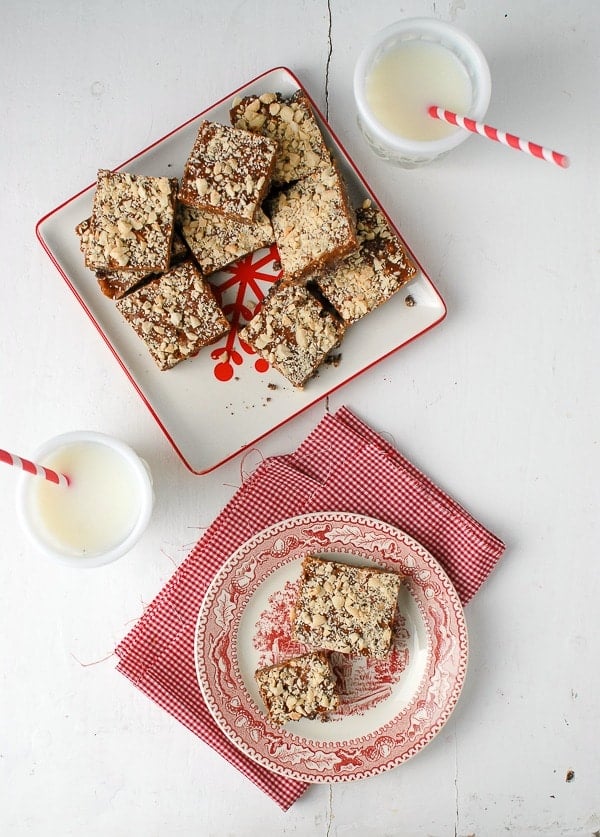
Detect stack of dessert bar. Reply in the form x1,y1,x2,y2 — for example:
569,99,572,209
75,89,417,382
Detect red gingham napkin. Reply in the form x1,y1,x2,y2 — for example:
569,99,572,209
115,406,505,810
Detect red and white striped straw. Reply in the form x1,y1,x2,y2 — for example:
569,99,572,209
0,448,70,487
427,106,570,169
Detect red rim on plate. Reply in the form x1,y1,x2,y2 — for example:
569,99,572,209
36,68,446,475
194,512,468,782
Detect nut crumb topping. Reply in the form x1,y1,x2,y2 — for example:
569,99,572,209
230,90,331,185
312,205,417,323
77,218,188,299
179,120,277,223
291,555,402,659
255,651,339,725
85,170,177,273
267,163,358,280
239,283,344,387
116,260,230,370
177,202,274,276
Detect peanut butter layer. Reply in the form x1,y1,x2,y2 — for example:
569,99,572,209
230,90,331,185
177,202,274,277
238,282,344,388
266,162,358,280
255,651,339,725
291,555,402,659
96,268,154,301
116,260,230,370
311,203,418,323
178,120,277,224
85,170,177,273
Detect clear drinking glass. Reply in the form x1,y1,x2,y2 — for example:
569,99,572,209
17,431,154,568
354,18,491,167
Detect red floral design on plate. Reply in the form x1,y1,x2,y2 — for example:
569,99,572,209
208,244,282,381
253,579,410,717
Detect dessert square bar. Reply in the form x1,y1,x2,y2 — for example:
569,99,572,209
255,651,339,725
266,162,357,280
291,555,402,659
85,170,177,273
177,202,274,277
178,120,277,224
312,203,418,324
96,231,189,299
230,90,331,186
238,282,344,388
78,219,188,299
116,260,230,370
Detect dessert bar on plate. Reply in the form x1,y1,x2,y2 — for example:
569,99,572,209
239,282,345,388
291,554,402,659
255,651,340,725
178,120,277,224
85,170,178,273
194,512,468,782
36,66,446,475
267,161,358,280
116,260,230,371
311,203,418,324
177,203,274,277
230,89,331,186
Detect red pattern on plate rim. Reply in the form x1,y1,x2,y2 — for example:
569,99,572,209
195,512,468,783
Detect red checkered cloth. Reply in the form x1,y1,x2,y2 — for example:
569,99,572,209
115,406,505,810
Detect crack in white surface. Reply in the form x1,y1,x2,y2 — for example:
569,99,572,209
325,0,333,119
326,784,334,836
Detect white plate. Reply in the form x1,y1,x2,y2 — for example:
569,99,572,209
36,67,446,475
194,512,468,782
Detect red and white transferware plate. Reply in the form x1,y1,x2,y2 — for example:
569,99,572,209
194,512,468,782
36,67,446,475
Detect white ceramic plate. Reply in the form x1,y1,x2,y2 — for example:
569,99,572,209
36,67,446,475
194,512,468,782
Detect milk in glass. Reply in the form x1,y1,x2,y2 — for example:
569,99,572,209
30,440,142,557
365,39,472,141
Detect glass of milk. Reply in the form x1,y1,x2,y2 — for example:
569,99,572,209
17,431,154,568
354,18,491,167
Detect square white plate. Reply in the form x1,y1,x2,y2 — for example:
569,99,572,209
36,67,446,475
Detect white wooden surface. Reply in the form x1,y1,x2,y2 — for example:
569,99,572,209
1,1,598,835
